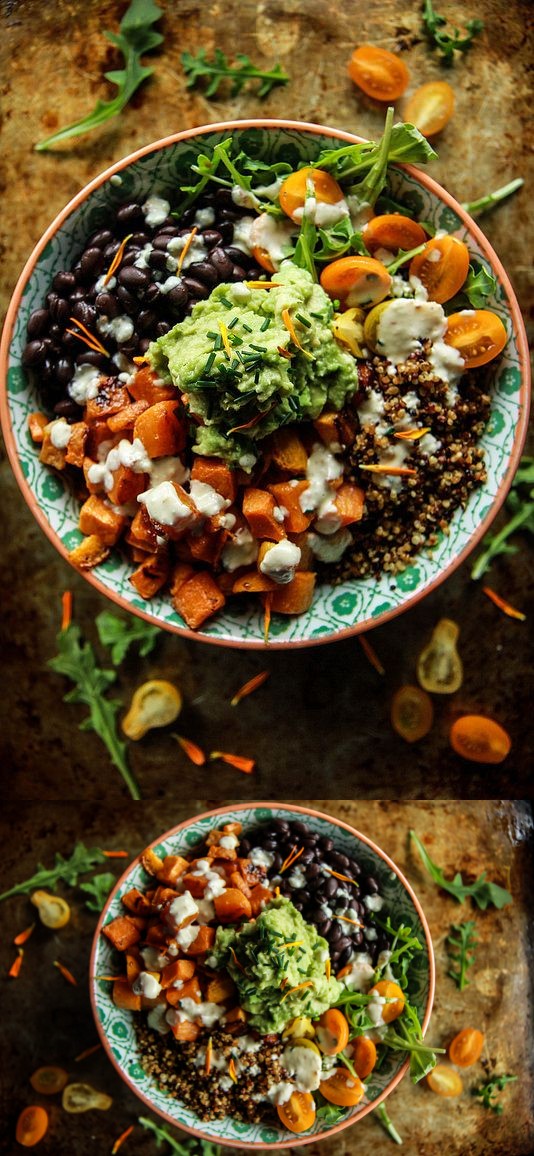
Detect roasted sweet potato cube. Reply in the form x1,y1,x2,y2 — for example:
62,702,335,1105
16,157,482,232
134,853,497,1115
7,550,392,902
208,844,237,862
270,571,315,615
84,382,131,423
128,366,177,405
125,950,143,983
107,464,148,506
237,859,267,888
224,1006,248,1032
267,480,312,534
242,488,286,541
205,975,236,1003
229,872,252,899
188,528,225,566
85,421,114,455
232,571,277,594
64,421,89,468
183,926,216,955
133,401,186,458
170,1020,200,1041
214,889,252,923
83,456,104,495
39,428,67,470
160,958,195,989
145,922,168,946
107,401,150,432
270,429,308,473
121,888,153,916
141,848,164,876
151,886,180,908
334,482,365,526
129,552,170,599
102,915,143,951
27,412,49,443
79,495,126,546
156,855,190,886
172,571,225,630
191,456,238,502
313,411,341,448
125,508,158,553
180,872,208,898
68,534,110,570
112,979,142,1011
249,884,274,916
165,975,202,1005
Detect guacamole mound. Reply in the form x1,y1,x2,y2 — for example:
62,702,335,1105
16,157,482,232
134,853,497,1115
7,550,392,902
211,896,342,1033
148,264,358,468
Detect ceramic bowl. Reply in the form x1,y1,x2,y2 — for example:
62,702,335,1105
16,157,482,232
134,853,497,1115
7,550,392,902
1,120,529,649
90,802,435,1149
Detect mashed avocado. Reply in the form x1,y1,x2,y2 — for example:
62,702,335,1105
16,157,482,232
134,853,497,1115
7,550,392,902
148,264,358,468
211,896,342,1033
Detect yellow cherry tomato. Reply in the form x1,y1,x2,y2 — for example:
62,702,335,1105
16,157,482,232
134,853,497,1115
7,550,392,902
364,213,427,253
321,256,392,308
450,715,511,764
368,980,405,1023
449,1027,485,1067
391,685,434,743
279,167,344,223
409,236,470,303
444,310,507,368
404,81,455,137
417,618,463,694
426,1064,463,1097
363,299,394,351
30,1066,69,1095
30,891,71,929
348,45,409,101
319,1067,366,1106
122,679,182,740
332,307,365,357
277,1090,316,1133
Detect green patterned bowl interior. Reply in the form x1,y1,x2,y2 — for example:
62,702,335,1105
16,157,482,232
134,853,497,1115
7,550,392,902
91,804,433,1148
3,122,528,648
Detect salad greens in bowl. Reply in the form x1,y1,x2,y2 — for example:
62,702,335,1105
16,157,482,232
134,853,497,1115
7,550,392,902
90,803,436,1148
0,116,529,648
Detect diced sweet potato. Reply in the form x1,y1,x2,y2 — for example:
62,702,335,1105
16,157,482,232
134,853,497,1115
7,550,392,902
125,509,158,554
65,421,89,468
156,855,190,886
229,872,252,899
27,412,49,443
102,915,143,951
242,488,286,541
223,822,242,836
191,456,238,503
145,922,168,946
141,848,164,876
271,571,316,615
68,535,110,570
188,528,226,566
79,495,126,546
270,429,308,473
107,401,150,432
84,381,131,424
232,570,277,594
112,979,142,1011
214,889,252,923
169,563,195,599
170,1020,200,1041
125,950,143,984
180,872,208,898
107,464,148,506
121,888,153,916
183,925,216,955
290,531,314,571
205,975,236,1003
151,886,179,908
83,456,104,495
39,429,67,470
224,1006,248,1032
133,401,186,458
129,552,170,599
249,884,274,916
334,482,365,526
85,421,115,457
313,411,340,447
207,844,237,862
128,366,177,405
267,480,312,534
172,571,225,630
160,958,196,989
237,859,267,888
165,975,202,1006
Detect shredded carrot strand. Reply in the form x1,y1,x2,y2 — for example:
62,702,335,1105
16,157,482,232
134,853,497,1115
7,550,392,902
103,233,133,286
245,280,278,289
66,317,109,357
358,635,385,676
231,670,270,706
280,940,305,950
13,923,35,946
228,1057,238,1083
61,590,73,631
281,307,314,360
482,586,526,622
324,866,358,886
359,464,417,477
9,950,24,978
280,845,304,874
94,975,121,981
101,850,129,858
230,947,246,974
205,1038,213,1076
54,960,78,986
75,1044,102,1062
177,227,198,275
394,427,431,441
274,885,280,897
338,915,364,927
227,406,275,435
219,320,232,360
209,751,256,774
280,980,314,1001
277,345,294,360
264,593,272,645
111,1125,135,1155
174,735,206,766
133,355,149,365
325,959,331,980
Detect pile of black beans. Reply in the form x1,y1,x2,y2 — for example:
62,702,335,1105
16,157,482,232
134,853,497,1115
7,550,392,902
239,819,391,972
22,188,264,416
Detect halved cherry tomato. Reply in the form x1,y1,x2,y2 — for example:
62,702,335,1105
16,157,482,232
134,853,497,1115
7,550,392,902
364,214,427,254
409,236,470,303
363,299,393,351
315,1008,350,1055
391,685,434,743
320,256,392,307
444,310,507,368
30,1066,69,1095
319,1067,365,1107
250,213,296,273
279,167,344,223
448,1028,485,1067
426,1064,463,1097
277,1090,316,1134
368,980,405,1023
450,715,511,764
332,307,365,356
352,1036,378,1078
15,1106,49,1147
404,81,455,137
348,45,409,101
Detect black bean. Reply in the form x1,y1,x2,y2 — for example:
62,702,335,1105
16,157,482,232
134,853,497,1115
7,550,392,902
22,340,47,366
129,232,149,247
318,918,332,936
117,286,139,314
118,339,138,357
225,246,250,264
323,877,338,899
239,838,251,857
319,837,334,852
352,930,364,946
75,351,109,369
148,249,168,271
104,241,120,261
46,291,59,310
80,247,105,278
306,862,321,880
52,398,77,418
363,875,380,895
55,358,75,387
137,309,158,332
280,881,292,896
298,849,315,865
298,889,310,905
330,949,340,964
158,224,180,236
69,288,87,305
117,202,144,226
155,321,171,337
73,261,93,285
260,836,277,851
347,858,361,877
328,852,350,870
118,266,149,293
120,251,139,267
214,187,235,207
217,221,235,244
209,247,234,278
202,229,223,249
95,291,119,318
271,852,283,872
303,834,319,847
187,261,219,289
336,935,352,954
218,207,241,223
338,945,353,969
49,297,70,326
273,819,290,835
182,276,211,300
61,331,79,351
290,821,310,837
27,308,50,338
138,337,152,355
88,229,114,249
71,301,97,329
52,271,77,294
230,264,247,282
153,234,174,250
329,921,343,942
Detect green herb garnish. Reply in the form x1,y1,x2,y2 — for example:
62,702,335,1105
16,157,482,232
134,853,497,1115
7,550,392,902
139,1115,222,1153
410,831,512,909
383,1000,445,1083
35,0,163,151
315,1098,349,1124
471,457,534,581
49,625,141,801
462,178,524,218
372,916,423,989
0,843,105,902
80,872,117,913
374,1102,403,1144
316,110,436,190
95,611,160,666
474,1073,517,1114
446,920,478,990
422,0,484,64
181,47,288,99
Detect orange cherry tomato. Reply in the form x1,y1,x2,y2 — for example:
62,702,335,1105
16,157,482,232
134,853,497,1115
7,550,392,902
426,1064,463,1097
249,213,296,273
448,1028,485,1067
352,1036,378,1078
319,1067,365,1107
15,1106,49,1147
404,81,455,137
30,1066,69,1095
363,213,427,254
320,256,392,307
279,167,344,223
444,310,508,368
391,685,434,743
450,714,511,764
368,979,405,1023
409,236,470,303
277,1090,316,1134
316,1008,350,1055
348,45,410,101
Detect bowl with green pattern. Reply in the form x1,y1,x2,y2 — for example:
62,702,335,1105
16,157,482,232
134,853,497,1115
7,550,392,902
0,119,529,648
90,802,435,1148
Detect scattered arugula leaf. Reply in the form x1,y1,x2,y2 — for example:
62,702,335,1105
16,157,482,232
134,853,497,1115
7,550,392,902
422,0,484,64
181,48,288,99
410,831,513,910
316,114,437,189
374,1102,403,1144
462,178,524,218
35,0,163,151
96,611,160,666
471,456,534,581
139,1116,222,1153
446,920,478,990
0,843,105,902
80,872,117,913
474,1073,517,1114
383,1000,445,1083
49,625,141,801
315,1098,349,1124
445,263,497,312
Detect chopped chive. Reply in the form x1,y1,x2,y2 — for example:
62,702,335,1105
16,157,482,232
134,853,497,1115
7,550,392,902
249,344,267,353
295,312,311,328
213,335,223,350
310,310,326,319
260,317,271,331
206,330,218,339
203,351,216,373
219,296,233,308
242,323,253,333
228,316,239,329
230,334,243,346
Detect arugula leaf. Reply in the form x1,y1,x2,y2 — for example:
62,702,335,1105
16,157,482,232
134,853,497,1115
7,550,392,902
182,48,288,99
96,611,160,665
80,872,117,913
292,209,318,281
471,456,534,581
35,0,163,150
313,218,369,263
422,0,484,64
445,263,497,312
0,843,105,902
383,1000,444,1083
410,831,512,910
315,1098,349,1124
462,178,524,218
474,1073,517,1114
139,1116,222,1153
49,625,141,801
374,1102,403,1145
316,115,436,188
371,915,423,989
446,920,478,990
